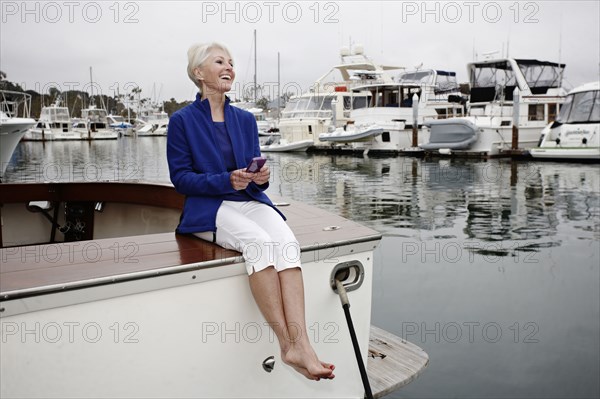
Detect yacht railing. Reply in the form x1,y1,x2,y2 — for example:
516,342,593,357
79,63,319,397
0,90,32,118
280,109,333,120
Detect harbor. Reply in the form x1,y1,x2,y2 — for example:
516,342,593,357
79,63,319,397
1,1,599,397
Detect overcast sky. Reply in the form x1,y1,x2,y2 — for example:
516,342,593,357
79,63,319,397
1,0,599,103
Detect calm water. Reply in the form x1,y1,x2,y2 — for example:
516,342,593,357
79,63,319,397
5,138,600,398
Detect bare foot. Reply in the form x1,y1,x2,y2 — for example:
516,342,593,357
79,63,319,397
282,344,335,380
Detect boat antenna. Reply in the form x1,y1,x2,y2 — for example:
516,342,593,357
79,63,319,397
254,29,257,104
558,12,564,87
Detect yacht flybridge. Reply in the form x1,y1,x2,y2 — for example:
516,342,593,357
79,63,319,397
266,46,402,152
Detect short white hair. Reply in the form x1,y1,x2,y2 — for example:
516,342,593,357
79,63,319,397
187,42,233,92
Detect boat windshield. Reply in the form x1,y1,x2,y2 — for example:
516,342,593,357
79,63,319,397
434,71,459,94
398,70,435,85
557,90,600,124
282,95,334,118
144,112,168,122
83,109,107,121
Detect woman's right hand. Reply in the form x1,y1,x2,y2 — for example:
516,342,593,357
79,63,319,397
230,169,253,190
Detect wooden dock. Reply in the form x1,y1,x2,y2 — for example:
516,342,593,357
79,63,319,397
368,325,429,398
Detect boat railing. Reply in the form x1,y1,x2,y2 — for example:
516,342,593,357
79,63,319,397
281,109,333,120
0,90,32,119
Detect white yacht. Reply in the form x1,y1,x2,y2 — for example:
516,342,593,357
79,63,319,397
272,45,402,152
420,58,566,157
25,99,82,141
72,104,119,140
0,181,428,398
320,69,466,153
530,81,599,160
0,90,36,178
134,106,169,136
231,103,280,146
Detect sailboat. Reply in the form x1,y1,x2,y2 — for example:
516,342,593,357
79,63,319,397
71,68,118,140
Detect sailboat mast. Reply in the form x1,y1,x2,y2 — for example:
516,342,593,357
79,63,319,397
89,66,93,107
278,51,280,117
254,29,257,104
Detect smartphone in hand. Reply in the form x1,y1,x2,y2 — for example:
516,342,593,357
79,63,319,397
245,157,266,173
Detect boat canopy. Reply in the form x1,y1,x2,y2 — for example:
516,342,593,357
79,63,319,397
82,108,107,122
469,59,565,103
40,107,70,122
515,59,565,93
396,69,459,94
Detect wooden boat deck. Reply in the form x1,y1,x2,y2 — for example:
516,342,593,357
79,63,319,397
0,182,380,297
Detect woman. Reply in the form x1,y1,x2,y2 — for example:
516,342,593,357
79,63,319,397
167,42,335,381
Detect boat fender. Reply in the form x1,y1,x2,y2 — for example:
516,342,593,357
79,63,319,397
439,148,452,155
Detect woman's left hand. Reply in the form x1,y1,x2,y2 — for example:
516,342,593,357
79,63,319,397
252,165,270,185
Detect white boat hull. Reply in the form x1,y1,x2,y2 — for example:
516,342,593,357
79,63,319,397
529,147,600,159
24,128,84,141
1,118,36,176
73,128,119,140
0,249,373,398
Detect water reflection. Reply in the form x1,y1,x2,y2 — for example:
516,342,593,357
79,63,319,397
267,153,599,252
5,137,170,183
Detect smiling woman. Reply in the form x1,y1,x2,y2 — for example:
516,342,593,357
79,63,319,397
168,42,336,381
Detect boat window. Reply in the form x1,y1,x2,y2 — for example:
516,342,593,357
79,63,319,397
557,94,573,123
548,103,558,122
591,91,600,122
55,109,70,121
352,95,370,110
567,90,599,123
528,104,545,121
320,96,334,111
343,97,351,110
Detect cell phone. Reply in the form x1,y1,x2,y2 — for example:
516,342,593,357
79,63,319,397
245,157,266,173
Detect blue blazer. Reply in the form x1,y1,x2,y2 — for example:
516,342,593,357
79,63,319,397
167,94,283,234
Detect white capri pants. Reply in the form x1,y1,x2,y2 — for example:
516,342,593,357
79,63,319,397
194,201,301,275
